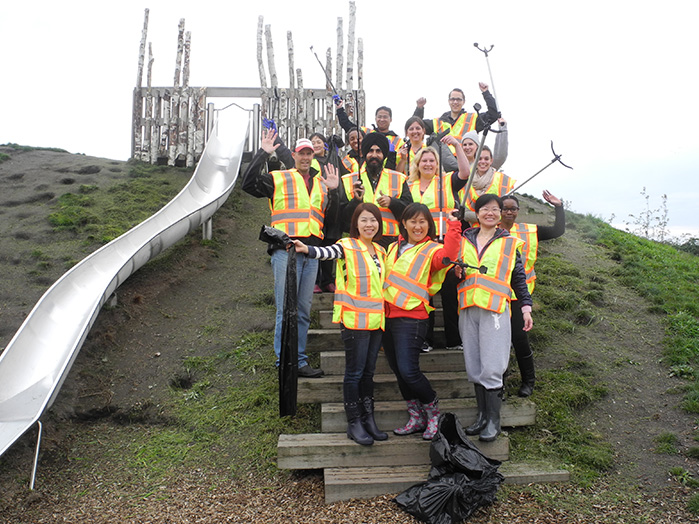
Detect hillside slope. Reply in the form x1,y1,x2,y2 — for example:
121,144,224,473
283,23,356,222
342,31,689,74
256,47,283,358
0,147,696,522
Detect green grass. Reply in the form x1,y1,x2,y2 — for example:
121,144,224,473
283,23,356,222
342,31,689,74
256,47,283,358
128,330,318,481
567,213,699,413
48,160,191,243
509,369,612,485
0,152,9,163
1,142,69,153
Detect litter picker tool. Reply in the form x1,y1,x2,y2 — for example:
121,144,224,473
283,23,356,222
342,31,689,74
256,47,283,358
310,46,342,106
458,103,493,218
474,43,499,107
442,257,488,275
507,141,573,195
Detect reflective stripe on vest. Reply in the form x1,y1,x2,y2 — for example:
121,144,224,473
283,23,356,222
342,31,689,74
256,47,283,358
384,241,448,312
332,238,385,330
462,171,516,211
270,169,326,238
408,174,457,238
458,235,523,313
341,168,407,237
510,223,538,294
449,112,477,140
341,154,358,173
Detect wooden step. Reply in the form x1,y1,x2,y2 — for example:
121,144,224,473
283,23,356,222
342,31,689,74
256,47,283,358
320,349,464,376
320,398,536,433
298,372,473,403
307,327,448,352
277,432,508,470
323,462,570,503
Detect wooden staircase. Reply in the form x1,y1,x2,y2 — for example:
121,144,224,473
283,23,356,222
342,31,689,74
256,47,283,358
277,292,569,503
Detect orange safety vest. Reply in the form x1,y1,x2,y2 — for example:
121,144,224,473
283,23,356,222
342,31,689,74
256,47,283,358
408,174,457,238
269,169,327,239
509,223,538,294
384,240,448,313
461,171,516,212
332,238,386,330
341,168,407,237
458,235,524,313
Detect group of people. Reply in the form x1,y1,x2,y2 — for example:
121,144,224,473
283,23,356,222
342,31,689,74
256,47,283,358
242,82,565,446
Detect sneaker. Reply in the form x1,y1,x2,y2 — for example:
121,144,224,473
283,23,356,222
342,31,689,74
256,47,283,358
445,344,463,351
298,364,324,378
324,283,337,293
313,285,323,294
421,342,433,353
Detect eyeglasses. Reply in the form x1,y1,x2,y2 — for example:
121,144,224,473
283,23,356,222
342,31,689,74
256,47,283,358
448,97,464,102
479,207,501,215
502,207,519,213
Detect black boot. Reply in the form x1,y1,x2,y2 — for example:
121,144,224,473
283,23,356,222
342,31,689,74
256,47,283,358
479,388,503,442
517,350,536,397
465,384,487,435
345,401,374,446
360,397,388,441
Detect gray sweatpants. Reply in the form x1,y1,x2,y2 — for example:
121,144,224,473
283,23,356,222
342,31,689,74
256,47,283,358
459,305,511,389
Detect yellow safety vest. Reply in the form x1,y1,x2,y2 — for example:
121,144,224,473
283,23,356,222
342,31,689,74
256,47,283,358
341,154,359,174
408,174,457,238
448,112,477,140
462,171,516,212
458,235,524,313
341,168,407,237
270,169,327,239
509,223,538,294
384,240,448,313
333,238,386,330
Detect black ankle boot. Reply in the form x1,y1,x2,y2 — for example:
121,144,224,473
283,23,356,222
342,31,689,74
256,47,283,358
345,401,374,446
360,397,388,441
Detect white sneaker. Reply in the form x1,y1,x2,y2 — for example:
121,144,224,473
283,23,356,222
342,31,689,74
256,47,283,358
421,342,433,353
445,344,463,351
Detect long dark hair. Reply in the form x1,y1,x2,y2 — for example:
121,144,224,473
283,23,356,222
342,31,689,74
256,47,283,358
399,203,436,241
349,203,383,241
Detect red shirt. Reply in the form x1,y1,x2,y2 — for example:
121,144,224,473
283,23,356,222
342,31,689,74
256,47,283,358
385,220,461,319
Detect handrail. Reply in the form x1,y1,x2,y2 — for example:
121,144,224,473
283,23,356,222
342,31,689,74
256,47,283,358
0,123,248,465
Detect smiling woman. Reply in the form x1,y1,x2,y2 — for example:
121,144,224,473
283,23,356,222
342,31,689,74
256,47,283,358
294,203,387,446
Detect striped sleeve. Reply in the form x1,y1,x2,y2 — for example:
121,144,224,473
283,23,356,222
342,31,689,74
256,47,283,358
307,243,345,260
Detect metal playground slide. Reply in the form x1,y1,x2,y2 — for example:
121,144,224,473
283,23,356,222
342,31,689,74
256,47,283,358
0,125,248,485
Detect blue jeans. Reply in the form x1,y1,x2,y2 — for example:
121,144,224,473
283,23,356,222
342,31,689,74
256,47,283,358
271,249,318,368
340,326,383,403
383,317,436,404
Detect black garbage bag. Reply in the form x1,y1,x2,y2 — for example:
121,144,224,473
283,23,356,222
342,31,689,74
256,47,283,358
394,413,504,524
259,225,298,417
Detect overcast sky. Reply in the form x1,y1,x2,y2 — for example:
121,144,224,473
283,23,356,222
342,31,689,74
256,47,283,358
2,0,697,238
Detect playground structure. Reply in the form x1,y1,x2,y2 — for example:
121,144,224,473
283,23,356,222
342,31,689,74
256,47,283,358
131,4,366,167
0,2,366,486
0,124,248,486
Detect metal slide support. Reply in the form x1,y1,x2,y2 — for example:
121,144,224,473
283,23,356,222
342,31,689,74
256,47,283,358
206,103,215,142
29,421,43,490
202,218,213,240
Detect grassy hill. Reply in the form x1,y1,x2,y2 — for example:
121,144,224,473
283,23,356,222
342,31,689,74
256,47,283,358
0,145,697,522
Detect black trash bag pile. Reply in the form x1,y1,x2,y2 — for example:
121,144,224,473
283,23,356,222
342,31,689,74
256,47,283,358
394,412,504,524
259,225,298,417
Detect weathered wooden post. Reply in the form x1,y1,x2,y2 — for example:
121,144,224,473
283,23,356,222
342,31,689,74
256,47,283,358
132,8,149,160
257,16,269,120
144,43,154,163
169,19,185,166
